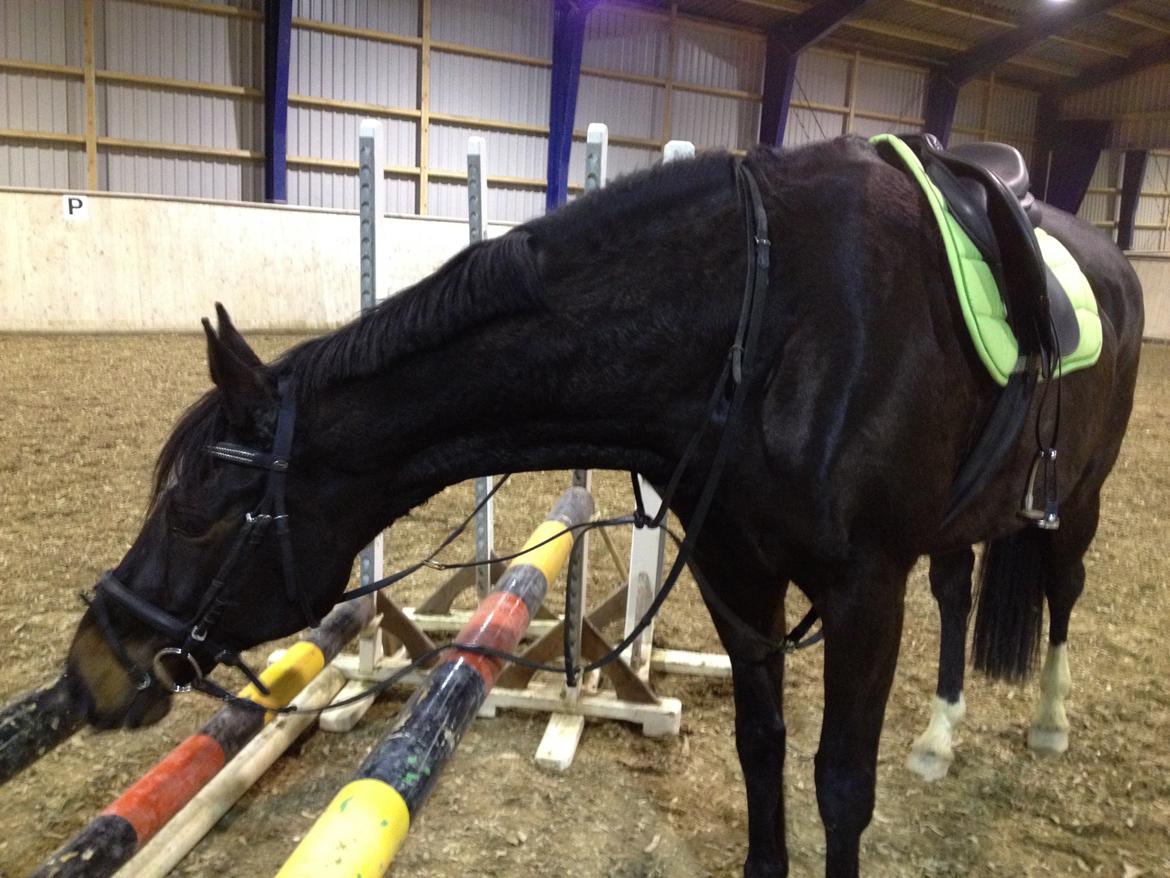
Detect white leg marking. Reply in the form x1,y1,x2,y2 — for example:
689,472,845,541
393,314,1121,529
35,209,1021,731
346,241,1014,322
907,694,966,781
1029,642,1071,754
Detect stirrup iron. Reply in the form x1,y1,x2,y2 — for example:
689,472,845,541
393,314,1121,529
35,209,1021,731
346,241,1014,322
1020,447,1060,530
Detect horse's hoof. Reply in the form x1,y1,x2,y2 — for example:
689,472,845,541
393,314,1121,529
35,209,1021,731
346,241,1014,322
906,747,952,781
1028,726,1069,755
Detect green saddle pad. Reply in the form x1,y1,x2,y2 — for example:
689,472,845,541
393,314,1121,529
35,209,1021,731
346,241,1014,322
871,134,1102,386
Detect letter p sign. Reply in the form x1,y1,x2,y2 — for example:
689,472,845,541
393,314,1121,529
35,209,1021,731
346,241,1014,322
63,194,89,221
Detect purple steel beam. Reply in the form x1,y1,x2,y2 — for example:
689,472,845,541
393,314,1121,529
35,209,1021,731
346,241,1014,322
1059,38,1170,96
947,0,1127,85
922,73,960,145
545,0,597,212
1040,117,1112,214
759,0,868,146
263,0,292,203
1117,150,1148,251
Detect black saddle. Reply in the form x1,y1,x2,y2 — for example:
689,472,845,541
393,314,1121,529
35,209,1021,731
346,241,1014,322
897,135,1078,364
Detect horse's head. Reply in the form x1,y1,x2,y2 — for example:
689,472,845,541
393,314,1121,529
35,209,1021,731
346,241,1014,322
66,307,362,728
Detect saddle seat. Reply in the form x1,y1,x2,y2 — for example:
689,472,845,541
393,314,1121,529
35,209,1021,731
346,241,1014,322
896,134,1078,366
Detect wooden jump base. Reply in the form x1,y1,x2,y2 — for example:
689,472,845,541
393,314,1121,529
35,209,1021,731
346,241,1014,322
276,487,593,877
0,674,86,786
32,599,373,878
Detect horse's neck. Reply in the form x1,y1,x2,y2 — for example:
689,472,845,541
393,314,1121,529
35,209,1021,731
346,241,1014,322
307,240,740,524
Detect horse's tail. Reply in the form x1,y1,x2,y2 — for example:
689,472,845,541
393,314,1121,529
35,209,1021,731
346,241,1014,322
971,528,1047,682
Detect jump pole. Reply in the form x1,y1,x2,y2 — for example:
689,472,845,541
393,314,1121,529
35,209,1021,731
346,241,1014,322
33,599,374,878
113,667,347,878
276,486,594,878
0,675,86,786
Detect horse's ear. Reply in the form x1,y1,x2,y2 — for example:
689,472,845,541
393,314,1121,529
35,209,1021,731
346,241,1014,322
203,317,274,431
214,303,264,369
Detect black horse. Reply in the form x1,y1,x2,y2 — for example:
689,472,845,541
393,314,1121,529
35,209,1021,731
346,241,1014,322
61,136,1143,877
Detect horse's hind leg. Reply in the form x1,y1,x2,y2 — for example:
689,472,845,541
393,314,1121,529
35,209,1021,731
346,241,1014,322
815,549,910,878
1029,497,1099,755
907,547,975,781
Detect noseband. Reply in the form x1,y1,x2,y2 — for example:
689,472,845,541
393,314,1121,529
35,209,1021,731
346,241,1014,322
89,377,320,696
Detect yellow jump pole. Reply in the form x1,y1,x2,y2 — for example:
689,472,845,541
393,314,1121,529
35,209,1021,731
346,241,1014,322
276,486,593,878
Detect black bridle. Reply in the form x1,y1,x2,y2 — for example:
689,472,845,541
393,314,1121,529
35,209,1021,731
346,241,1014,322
89,376,320,696
81,158,820,711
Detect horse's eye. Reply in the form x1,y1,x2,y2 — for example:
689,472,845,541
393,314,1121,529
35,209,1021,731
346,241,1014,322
168,502,209,538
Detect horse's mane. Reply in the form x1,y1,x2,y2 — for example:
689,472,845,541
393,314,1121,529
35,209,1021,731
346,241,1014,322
148,140,860,507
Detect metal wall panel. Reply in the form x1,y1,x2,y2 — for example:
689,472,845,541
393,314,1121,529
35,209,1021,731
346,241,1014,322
88,0,263,199
427,179,541,223
1,0,82,64
0,0,84,188
1133,192,1163,228
850,115,916,139
1079,192,1117,227
100,0,262,87
1113,116,1170,151
673,21,763,93
102,151,263,200
793,50,849,108
293,0,418,36
99,84,263,149
290,24,418,107
583,6,666,78
575,75,663,141
784,109,845,146
954,81,987,132
1131,228,1163,251
671,90,757,149
1,71,84,133
429,52,550,126
1092,150,1123,190
0,142,83,188
1076,150,1120,239
286,168,415,213
432,0,551,59
288,106,416,164
429,123,543,179
1063,66,1170,124
853,59,925,122
986,85,1036,140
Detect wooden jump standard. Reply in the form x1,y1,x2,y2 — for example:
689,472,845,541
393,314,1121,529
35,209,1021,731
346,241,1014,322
33,598,374,878
276,487,594,877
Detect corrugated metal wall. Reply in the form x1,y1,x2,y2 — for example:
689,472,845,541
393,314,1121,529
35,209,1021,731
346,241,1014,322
1063,65,1170,151
286,0,419,213
1073,150,1170,253
4,0,1047,227
1077,150,1123,242
0,0,264,198
96,0,264,200
1134,152,1170,252
0,0,86,188
783,50,1038,166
